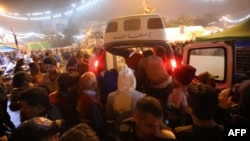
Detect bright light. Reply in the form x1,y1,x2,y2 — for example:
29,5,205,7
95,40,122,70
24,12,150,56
170,59,177,71
94,60,99,68
0,0,101,21
0,7,4,13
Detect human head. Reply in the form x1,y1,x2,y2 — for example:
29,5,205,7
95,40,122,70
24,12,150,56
19,86,51,122
57,71,80,92
9,117,63,141
237,80,250,119
133,96,164,140
12,71,33,88
79,72,97,91
187,83,218,120
42,56,58,73
29,62,40,76
117,65,136,91
59,123,99,141
173,64,196,86
197,71,217,88
76,51,84,65
143,49,154,57
15,58,25,67
32,55,40,62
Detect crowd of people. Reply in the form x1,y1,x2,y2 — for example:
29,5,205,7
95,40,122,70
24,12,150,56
0,46,249,141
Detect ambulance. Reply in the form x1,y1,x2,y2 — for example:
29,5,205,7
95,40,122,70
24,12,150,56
92,13,177,75
182,18,250,90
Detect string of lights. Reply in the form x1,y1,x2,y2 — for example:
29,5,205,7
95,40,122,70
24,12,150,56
221,14,250,23
0,0,100,21
1,28,46,40
0,27,87,40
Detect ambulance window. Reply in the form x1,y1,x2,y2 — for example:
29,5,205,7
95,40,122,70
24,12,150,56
106,22,118,33
148,18,164,29
124,19,140,31
189,48,225,81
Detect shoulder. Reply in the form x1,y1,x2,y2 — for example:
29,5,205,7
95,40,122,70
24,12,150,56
133,91,145,99
48,90,59,104
174,125,193,134
158,129,176,140
119,117,135,132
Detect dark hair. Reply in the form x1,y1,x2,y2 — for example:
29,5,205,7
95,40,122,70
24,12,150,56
19,86,50,110
143,50,154,57
187,83,218,120
32,55,40,62
42,56,57,66
29,62,40,73
12,71,32,87
59,123,99,141
135,96,163,119
15,58,25,67
237,80,250,118
76,51,83,59
57,71,80,91
9,117,62,141
174,64,196,85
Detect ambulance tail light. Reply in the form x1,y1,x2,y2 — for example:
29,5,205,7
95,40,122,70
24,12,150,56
170,59,177,71
94,60,99,68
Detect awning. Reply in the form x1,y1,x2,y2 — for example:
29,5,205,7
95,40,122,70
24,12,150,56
196,18,250,42
0,43,18,52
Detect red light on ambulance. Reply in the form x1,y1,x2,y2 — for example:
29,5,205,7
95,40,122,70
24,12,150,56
170,59,177,71
94,60,99,68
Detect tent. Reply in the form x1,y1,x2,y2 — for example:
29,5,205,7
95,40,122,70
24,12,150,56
196,18,250,42
0,43,18,52
26,41,51,51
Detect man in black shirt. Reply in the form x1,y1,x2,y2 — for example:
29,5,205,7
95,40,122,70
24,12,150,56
174,83,224,141
118,96,176,141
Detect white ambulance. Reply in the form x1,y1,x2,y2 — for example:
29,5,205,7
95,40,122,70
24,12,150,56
92,13,176,74
182,18,250,90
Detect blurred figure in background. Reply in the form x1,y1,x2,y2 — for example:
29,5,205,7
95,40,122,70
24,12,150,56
75,52,89,76
13,58,25,75
28,62,43,85
49,71,82,132
9,71,34,112
33,55,46,73
42,56,60,93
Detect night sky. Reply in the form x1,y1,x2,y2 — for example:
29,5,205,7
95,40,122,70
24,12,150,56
0,0,249,32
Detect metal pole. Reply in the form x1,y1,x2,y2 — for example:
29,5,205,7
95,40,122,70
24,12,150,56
142,0,146,14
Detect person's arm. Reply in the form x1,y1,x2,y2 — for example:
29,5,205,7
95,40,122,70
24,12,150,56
105,93,115,121
156,128,176,141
